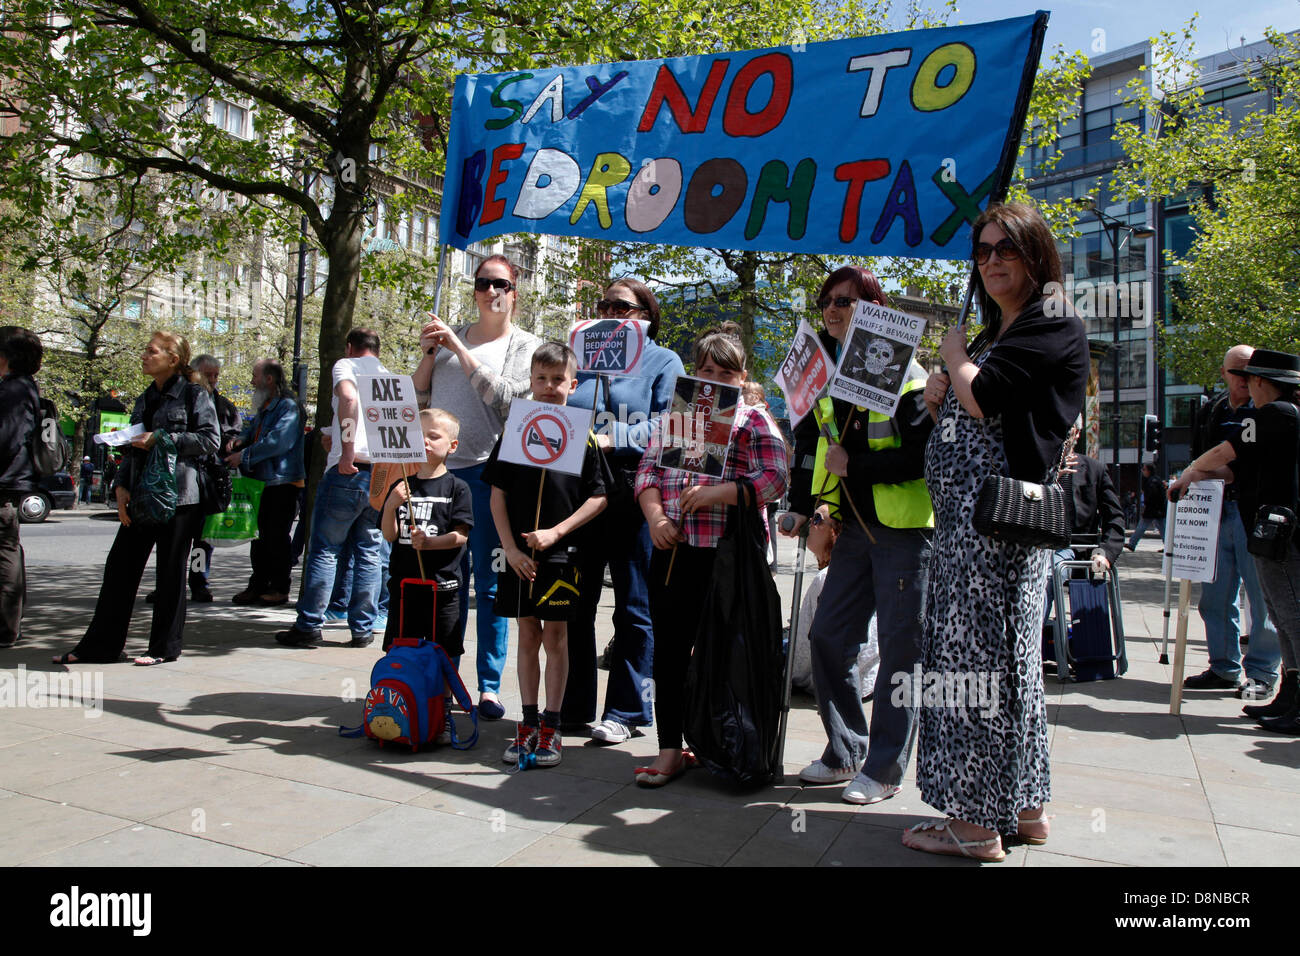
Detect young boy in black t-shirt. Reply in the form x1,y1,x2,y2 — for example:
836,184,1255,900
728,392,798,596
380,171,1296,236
483,342,608,767
380,408,473,655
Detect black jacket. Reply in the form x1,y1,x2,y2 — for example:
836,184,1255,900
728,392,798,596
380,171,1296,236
212,388,242,453
0,374,38,495
1064,453,1125,564
968,299,1089,482
112,375,220,507
1141,472,1167,520
788,327,933,525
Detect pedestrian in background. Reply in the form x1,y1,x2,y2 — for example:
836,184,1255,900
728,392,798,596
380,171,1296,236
227,359,304,607
54,331,219,665
0,327,43,648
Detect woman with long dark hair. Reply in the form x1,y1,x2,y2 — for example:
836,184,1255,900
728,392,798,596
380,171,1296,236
1169,349,1300,734
562,277,685,742
783,266,936,808
412,254,540,719
905,202,1088,861
54,331,220,666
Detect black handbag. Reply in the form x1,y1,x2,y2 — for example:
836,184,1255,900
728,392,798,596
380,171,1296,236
682,480,784,785
972,441,1072,550
1248,505,1296,560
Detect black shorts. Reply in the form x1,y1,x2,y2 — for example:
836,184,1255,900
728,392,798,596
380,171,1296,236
383,580,463,656
494,554,583,622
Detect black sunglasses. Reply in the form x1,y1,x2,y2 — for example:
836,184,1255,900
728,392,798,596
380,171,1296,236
817,295,854,311
596,298,645,317
474,277,514,292
973,238,1021,265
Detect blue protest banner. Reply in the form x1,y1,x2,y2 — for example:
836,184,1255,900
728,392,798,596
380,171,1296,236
440,13,1046,259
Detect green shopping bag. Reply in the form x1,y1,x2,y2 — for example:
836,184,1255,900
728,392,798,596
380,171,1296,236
201,476,265,541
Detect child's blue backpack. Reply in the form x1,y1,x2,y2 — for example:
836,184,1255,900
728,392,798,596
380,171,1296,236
340,639,478,752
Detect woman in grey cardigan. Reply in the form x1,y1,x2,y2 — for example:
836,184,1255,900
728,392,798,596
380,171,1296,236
54,331,220,666
412,254,540,719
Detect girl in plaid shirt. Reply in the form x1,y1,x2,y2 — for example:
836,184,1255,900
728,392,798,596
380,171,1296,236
633,324,789,785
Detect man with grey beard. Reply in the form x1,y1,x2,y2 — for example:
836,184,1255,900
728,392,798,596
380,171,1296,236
226,360,305,605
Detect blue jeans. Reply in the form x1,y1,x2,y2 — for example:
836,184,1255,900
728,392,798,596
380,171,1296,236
561,494,655,727
295,466,383,637
328,537,391,617
1127,516,1164,550
1198,501,1281,683
1043,547,1075,627
452,462,509,696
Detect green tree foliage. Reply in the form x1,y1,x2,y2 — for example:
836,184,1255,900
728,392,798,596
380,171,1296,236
1112,25,1300,387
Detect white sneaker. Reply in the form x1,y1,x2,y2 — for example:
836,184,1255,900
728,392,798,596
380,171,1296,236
798,759,857,785
841,772,900,805
590,718,634,743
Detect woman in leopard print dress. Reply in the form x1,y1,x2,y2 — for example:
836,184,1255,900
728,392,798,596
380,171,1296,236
906,203,1088,862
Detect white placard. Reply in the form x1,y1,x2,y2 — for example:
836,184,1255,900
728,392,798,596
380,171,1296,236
92,423,144,446
827,300,927,415
1164,480,1223,584
774,319,834,427
357,373,424,463
497,399,593,477
569,318,650,376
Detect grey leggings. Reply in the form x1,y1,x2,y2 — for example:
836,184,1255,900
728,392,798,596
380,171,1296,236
1253,549,1300,672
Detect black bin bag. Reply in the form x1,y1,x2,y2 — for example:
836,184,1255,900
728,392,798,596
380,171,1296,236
683,479,784,785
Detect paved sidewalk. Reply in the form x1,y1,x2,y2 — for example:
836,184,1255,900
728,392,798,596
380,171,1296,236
1,533,1296,867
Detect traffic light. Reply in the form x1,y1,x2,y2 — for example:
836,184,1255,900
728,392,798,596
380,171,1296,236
1143,414,1162,461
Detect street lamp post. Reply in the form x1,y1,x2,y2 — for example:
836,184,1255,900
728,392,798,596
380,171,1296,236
1077,198,1155,498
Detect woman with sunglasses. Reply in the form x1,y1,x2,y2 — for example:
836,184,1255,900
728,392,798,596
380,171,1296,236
782,266,936,809
412,254,541,720
560,279,685,743
904,202,1088,862
634,323,788,784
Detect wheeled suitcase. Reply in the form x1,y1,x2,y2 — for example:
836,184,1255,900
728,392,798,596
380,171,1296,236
1046,558,1128,683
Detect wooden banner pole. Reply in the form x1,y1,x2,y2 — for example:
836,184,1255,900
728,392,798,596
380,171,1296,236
402,471,427,581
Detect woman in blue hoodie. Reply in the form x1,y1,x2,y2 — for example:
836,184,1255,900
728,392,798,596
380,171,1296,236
561,278,685,742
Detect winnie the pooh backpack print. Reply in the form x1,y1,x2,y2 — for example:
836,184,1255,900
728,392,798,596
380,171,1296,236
340,639,478,752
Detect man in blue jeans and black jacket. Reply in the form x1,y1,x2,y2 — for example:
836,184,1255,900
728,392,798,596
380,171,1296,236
1183,344,1281,698
276,329,389,648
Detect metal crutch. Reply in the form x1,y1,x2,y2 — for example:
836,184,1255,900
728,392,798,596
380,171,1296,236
773,520,811,785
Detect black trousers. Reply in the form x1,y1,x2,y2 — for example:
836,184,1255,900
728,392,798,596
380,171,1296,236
74,505,205,662
0,501,25,644
648,542,717,750
247,483,300,595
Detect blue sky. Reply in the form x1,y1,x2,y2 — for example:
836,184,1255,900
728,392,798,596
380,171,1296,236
916,1,1300,59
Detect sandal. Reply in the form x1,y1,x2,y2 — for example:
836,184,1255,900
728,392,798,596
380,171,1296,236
1014,809,1050,846
132,656,172,666
52,652,80,665
634,750,698,787
903,818,1006,863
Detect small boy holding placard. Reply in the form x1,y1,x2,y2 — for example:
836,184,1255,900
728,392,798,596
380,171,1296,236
483,342,608,767
379,408,474,655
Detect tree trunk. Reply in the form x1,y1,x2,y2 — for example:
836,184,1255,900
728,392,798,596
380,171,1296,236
734,251,759,363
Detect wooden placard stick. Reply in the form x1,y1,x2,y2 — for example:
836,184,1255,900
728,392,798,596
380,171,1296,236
402,471,427,581
529,468,545,599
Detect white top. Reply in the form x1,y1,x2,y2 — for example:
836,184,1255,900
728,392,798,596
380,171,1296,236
328,354,390,469
429,334,511,469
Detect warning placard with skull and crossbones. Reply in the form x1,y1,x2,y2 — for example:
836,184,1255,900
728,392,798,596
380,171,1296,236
828,301,927,415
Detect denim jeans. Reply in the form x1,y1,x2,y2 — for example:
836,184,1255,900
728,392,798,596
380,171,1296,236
809,522,930,785
1127,516,1164,550
1043,547,1075,627
1198,501,1281,683
295,466,383,637
452,462,509,695
562,493,655,727
328,536,391,617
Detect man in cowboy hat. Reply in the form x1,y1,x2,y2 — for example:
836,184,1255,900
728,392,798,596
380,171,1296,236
1183,345,1281,698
